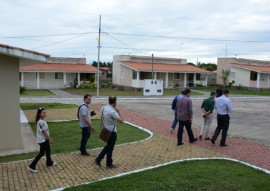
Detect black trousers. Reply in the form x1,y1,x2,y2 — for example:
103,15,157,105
29,139,53,169
212,114,230,145
80,127,91,153
96,132,117,167
177,120,195,144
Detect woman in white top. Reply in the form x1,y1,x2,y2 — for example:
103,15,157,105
28,107,55,173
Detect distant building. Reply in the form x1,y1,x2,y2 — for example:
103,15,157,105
217,58,270,88
20,57,98,89
113,55,211,88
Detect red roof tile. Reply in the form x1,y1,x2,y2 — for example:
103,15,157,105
20,63,98,73
232,64,270,73
121,62,210,73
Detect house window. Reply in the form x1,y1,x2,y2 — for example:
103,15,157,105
250,71,257,81
196,74,201,80
55,72,63,79
132,70,137,80
173,73,181,79
140,72,152,80
36,72,45,79
121,71,124,78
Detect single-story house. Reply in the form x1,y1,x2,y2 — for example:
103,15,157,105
113,55,211,88
0,43,49,151
217,58,270,88
20,57,98,89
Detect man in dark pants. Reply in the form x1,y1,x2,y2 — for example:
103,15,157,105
176,89,198,145
78,94,95,156
95,96,124,168
211,89,232,146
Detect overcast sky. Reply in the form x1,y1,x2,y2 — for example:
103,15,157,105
1,0,270,64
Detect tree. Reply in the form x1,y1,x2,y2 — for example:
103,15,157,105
220,70,230,86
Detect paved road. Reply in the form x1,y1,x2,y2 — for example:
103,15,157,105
21,96,270,145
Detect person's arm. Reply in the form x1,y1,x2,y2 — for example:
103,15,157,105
42,130,52,144
189,99,193,123
201,100,206,113
114,108,124,123
82,115,95,131
227,100,232,113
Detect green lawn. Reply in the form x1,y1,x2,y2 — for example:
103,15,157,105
20,102,78,110
0,120,149,163
64,88,203,96
65,159,270,191
20,89,54,96
193,86,270,96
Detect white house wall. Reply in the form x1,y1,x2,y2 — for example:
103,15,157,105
230,66,250,87
119,65,132,87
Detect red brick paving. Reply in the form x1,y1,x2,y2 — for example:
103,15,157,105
110,105,270,171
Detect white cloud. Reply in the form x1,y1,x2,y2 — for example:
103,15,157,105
0,0,270,63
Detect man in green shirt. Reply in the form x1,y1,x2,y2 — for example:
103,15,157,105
199,92,216,140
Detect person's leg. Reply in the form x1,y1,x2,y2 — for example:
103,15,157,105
80,127,90,153
177,121,184,145
185,121,196,142
106,132,117,167
29,142,46,169
200,118,207,138
44,140,53,166
171,113,178,131
205,113,213,138
220,115,230,145
212,115,222,142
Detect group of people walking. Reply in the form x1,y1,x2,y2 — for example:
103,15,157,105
171,87,232,147
28,94,123,173
28,87,232,173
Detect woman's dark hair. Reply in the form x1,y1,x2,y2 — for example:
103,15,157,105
35,107,45,123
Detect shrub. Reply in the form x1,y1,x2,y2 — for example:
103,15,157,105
20,86,26,94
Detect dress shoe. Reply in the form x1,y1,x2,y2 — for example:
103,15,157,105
177,142,184,146
205,137,211,140
81,151,90,156
211,139,215,144
220,144,228,147
94,159,101,167
106,164,118,169
190,138,198,143
199,135,202,140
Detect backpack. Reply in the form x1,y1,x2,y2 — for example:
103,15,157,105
171,95,178,110
77,104,88,119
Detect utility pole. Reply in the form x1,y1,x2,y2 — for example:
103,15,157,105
151,54,154,79
97,15,101,97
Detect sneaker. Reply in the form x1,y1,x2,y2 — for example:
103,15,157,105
28,167,37,173
170,128,174,134
211,139,215,145
106,164,118,169
177,142,184,146
94,159,101,167
190,138,198,143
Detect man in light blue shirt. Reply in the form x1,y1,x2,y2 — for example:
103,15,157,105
211,89,232,146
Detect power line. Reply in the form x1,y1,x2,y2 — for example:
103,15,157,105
0,32,97,38
102,31,149,55
105,32,270,43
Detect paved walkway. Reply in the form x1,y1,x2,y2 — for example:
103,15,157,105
1,104,270,191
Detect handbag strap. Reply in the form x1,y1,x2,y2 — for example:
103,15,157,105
101,106,116,132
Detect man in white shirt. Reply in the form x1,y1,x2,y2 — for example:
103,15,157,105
211,90,232,146
95,96,124,168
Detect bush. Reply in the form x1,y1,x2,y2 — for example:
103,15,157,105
20,86,26,94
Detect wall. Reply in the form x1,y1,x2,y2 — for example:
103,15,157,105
113,55,131,85
20,58,43,67
119,65,132,87
47,57,86,64
0,55,22,150
230,66,250,87
216,57,236,84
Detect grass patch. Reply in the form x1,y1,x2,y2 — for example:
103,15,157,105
64,88,203,96
194,86,270,96
65,159,270,191
0,120,149,163
20,89,54,96
20,102,78,110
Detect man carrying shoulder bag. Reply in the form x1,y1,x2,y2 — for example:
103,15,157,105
95,96,124,168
